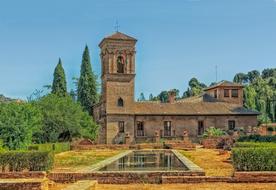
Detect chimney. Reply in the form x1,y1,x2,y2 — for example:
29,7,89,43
168,91,176,103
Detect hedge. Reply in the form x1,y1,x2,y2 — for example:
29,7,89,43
237,134,276,142
28,142,70,154
232,147,276,171
234,142,276,148
0,151,54,172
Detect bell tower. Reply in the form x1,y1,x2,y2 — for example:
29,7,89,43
99,32,137,114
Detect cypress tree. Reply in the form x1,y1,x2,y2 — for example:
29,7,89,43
77,45,98,114
52,58,67,97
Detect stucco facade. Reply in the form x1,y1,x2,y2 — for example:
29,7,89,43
93,32,259,144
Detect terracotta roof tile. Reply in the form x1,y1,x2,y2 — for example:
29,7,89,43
133,101,259,115
104,32,137,41
204,80,243,91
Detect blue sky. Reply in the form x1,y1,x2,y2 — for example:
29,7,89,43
0,0,276,99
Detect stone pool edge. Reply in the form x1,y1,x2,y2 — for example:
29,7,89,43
80,149,204,174
172,150,204,173
79,150,133,172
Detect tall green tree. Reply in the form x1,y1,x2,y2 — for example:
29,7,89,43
52,58,67,97
77,46,98,114
138,93,146,101
244,85,257,110
149,94,154,101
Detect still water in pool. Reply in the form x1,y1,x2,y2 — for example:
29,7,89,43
99,150,188,171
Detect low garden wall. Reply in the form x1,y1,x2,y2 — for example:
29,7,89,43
201,136,234,149
0,172,46,179
48,171,205,184
0,178,48,190
232,172,276,183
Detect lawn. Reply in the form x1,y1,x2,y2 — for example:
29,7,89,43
53,149,126,172
179,148,234,176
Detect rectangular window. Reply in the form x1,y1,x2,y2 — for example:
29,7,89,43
118,121,124,133
136,121,144,137
214,90,217,98
228,120,236,130
198,121,204,136
224,89,230,97
231,89,239,98
164,121,172,136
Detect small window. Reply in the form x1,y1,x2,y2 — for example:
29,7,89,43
164,121,172,136
224,89,230,97
214,90,217,98
228,120,236,130
198,121,204,135
117,56,125,73
118,121,124,133
117,98,124,107
231,89,238,98
137,121,144,137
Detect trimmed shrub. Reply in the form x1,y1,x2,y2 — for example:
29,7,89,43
54,143,70,153
237,134,276,142
235,142,276,148
0,151,54,172
28,142,70,154
203,127,225,138
232,147,276,171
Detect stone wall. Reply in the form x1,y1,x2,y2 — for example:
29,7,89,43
135,115,257,142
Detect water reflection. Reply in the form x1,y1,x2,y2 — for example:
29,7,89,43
99,151,188,171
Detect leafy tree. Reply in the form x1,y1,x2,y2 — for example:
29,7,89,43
247,70,260,83
243,85,257,110
183,78,206,98
77,46,98,114
0,102,42,150
158,91,169,103
182,88,192,98
52,58,67,97
138,93,146,101
262,68,276,79
233,72,248,84
33,94,98,143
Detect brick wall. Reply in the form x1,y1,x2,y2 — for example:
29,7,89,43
0,172,46,179
0,179,48,190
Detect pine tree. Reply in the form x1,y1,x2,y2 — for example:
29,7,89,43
52,58,67,97
77,45,98,114
149,94,154,101
138,93,146,101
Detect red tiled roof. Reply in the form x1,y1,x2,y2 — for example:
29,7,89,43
104,32,137,41
204,80,243,91
133,101,259,115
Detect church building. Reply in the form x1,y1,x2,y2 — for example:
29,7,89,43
93,32,259,144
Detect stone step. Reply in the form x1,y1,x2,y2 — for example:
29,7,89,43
60,180,97,190
0,178,48,190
